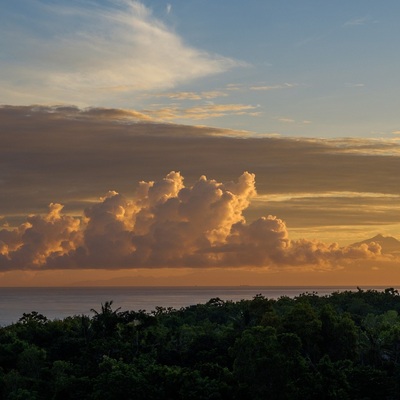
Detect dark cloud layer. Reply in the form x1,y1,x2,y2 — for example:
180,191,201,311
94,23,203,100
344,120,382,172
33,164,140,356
1,105,400,233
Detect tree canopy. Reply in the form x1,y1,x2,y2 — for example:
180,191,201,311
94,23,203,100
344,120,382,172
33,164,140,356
1,288,400,399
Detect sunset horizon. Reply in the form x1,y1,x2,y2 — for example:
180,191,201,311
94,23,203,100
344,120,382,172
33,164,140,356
2,1,400,286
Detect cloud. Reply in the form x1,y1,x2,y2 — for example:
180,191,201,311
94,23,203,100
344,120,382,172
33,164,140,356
0,203,82,269
256,191,400,203
251,192,400,230
150,90,229,100
226,84,243,91
275,116,310,125
0,172,383,270
143,103,261,120
278,117,295,123
344,16,376,26
0,1,241,106
250,83,297,91
345,83,365,88
2,105,400,244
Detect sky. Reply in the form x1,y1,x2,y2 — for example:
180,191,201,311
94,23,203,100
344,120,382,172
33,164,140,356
1,0,400,286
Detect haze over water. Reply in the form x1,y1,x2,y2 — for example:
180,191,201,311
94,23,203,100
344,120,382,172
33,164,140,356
0,286,396,327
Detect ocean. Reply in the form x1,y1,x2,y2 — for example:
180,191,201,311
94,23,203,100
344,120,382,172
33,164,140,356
0,286,394,327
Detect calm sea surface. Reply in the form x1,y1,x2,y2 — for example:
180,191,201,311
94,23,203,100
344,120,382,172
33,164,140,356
0,286,396,327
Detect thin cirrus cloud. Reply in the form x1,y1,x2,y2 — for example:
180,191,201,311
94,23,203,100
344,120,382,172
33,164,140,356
250,83,298,91
275,117,311,125
0,1,242,106
251,193,400,229
344,16,376,27
150,91,229,100
0,172,383,271
143,104,261,121
255,192,400,203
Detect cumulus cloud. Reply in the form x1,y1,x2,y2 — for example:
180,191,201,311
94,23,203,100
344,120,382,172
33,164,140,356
0,1,241,106
0,172,383,271
0,203,82,269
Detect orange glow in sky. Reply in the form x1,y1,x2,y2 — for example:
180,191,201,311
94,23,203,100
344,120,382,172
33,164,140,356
2,1,400,286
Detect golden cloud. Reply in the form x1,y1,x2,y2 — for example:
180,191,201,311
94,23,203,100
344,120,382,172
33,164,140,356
144,103,260,121
0,172,384,270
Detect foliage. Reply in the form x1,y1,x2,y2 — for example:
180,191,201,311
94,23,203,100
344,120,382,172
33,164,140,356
1,288,400,399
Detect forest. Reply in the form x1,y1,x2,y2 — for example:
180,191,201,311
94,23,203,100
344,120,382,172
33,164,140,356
1,288,400,399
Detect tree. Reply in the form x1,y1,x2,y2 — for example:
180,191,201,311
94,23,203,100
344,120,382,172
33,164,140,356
90,301,121,338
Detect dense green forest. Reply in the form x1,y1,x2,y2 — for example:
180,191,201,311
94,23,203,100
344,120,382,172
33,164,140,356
2,288,400,399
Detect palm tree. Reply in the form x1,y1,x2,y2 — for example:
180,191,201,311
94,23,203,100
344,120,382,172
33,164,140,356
90,300,121,337
90,300,121,317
